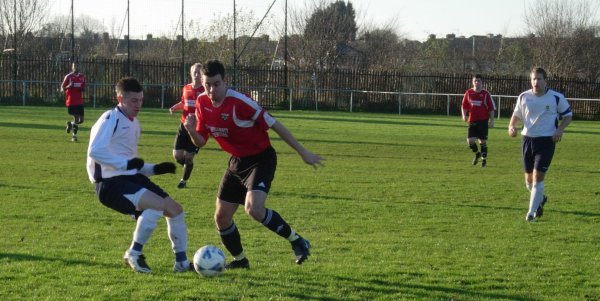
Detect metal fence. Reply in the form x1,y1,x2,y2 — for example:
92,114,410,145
2,79,600,120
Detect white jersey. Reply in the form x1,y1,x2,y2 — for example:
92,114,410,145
86,107,154,182
513,89,573,137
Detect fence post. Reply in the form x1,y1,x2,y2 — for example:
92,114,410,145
496,96,501,120
447,94,450,116
289,87,293,111
22,81,27,106
398,93,402,115
93,82,97,108
161,84,165,109
350,91,353,113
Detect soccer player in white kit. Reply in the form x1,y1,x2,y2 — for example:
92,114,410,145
87,77,191,273
508,67,573,222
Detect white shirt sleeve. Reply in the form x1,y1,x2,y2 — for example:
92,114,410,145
88,112,128,170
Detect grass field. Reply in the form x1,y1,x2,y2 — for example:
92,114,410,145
0,106,599,301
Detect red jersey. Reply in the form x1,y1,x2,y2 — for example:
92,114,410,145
461,89,494,122
194,89,276,157
175,84,205,123
61,72,86,106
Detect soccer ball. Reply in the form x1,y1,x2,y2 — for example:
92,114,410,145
193,245,226,277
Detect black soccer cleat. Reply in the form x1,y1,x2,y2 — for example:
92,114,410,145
536,195,548,218
177,180,187,189
291,237,311,265
481,158,487,167
66,121,72,133
225,258,250,269
472,152,481,165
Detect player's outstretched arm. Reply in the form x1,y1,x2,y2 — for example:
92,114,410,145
270,121,325,168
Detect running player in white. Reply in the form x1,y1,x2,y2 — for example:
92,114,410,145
508,67,573,222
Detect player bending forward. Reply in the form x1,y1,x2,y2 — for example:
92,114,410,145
184,60,325,268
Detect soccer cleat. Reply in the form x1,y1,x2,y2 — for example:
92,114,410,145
472,152,481,165
123,252,152,273
66,121,72,133
177,180,187,189
225,258,250,269
526,214,535,222
72,135,77,142
173,260,193,272
536,195,548,218
481,158,487,167
291,237,311,264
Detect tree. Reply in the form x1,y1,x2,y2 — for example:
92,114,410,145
525,0,600,79
0,0,49,52
356,28,400,70
297,0,358,69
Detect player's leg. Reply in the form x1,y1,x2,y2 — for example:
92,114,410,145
215,198,248,268
530,138,555,219
245,190,311,264
179,151,196,188
467,123,480,165
479,138,488,167
66,107,73,134
131,177,189,271
478,121,489,167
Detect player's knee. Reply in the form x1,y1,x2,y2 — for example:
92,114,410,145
244,205,264,221
214,212,232,228
163,199,183,217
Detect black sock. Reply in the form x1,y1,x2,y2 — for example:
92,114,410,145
469,143,478,153
73,124,79,135
261,208,292,239
219,222,243,257
480,143,488,158
183,163,193,181
176,158,185,166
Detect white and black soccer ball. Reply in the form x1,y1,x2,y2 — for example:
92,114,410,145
193,245,226,277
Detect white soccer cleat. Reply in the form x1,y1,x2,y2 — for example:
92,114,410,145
173,260,192,272
123,251,152,273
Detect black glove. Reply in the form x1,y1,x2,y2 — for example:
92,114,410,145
154,162,176,175
126,158,145,170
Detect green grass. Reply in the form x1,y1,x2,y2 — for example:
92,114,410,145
1,106,599,301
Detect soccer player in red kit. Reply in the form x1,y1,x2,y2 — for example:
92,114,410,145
461,74,495,167
184,59,325,268
169,63,205,188
61,62,86,141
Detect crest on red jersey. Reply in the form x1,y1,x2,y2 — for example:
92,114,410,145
221,113,229,120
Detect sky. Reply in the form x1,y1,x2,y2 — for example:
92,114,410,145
45,0,597,41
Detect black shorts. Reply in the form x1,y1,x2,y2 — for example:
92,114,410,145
217,146,277,204
522,136,555,173
467,120,489,140
174,123,199,153
67,105,84,116
95,174,168,216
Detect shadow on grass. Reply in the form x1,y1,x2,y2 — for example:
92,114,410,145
328,275,537,301
457,203,600,218
0,252,115,269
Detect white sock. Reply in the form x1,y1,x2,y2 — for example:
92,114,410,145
166,212,188,254
130,209,162,251
527,181,544,217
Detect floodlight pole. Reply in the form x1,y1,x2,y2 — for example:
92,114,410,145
181,0,185,85
232,0,237,86
284,0,288,100
71,0,74,61
127,0,131,76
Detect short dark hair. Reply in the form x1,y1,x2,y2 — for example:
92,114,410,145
531,67,547,79
473,74,483,81
115,77,143,96
201,59,226,78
